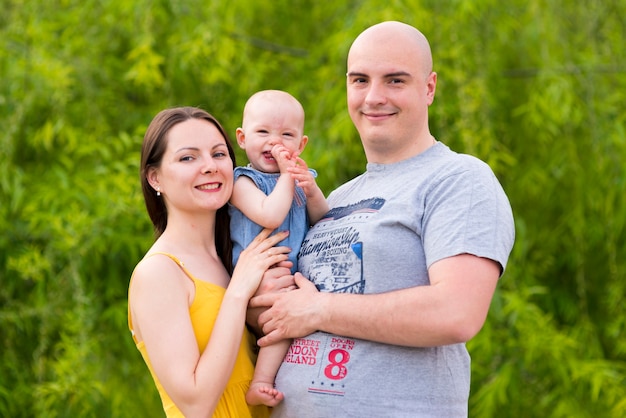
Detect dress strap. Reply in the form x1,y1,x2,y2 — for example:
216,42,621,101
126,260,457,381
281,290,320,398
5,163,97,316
144,252,203,283
144,251,185,267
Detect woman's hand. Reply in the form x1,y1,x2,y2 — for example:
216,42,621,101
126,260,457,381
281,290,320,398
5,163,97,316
229,228,290,298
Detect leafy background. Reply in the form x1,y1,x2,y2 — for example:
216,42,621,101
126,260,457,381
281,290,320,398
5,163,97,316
1,0,624,416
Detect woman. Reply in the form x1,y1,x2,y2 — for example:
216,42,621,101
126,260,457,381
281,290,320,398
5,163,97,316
128,107,290,417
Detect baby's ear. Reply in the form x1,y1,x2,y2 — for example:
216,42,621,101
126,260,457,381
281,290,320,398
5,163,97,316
298,135,309,152
235,128,246,148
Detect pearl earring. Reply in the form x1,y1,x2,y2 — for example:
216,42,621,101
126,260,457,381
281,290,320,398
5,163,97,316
156,188,161,197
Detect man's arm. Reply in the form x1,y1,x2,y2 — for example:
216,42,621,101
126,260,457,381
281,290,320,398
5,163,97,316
250,253,501,347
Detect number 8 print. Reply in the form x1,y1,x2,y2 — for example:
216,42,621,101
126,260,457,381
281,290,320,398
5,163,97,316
324,348,350,380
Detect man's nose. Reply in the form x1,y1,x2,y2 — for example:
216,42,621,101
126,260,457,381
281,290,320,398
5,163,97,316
364,81,387,106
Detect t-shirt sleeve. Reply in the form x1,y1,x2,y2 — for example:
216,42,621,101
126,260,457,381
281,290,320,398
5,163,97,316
423,160,515,274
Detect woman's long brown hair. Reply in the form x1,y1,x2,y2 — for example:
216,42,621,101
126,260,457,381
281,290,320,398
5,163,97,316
139,107,236,273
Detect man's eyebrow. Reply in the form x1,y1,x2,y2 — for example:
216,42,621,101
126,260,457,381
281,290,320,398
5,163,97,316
346,71,412,78
347,71,368,77
385,71,411,78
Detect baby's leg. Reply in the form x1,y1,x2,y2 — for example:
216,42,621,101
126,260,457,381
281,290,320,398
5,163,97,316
246,339,291,407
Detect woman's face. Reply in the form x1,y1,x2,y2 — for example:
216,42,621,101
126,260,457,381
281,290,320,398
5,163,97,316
149,118,234,213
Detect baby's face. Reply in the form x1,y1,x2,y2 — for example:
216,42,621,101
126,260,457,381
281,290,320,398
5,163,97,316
238,100,306,172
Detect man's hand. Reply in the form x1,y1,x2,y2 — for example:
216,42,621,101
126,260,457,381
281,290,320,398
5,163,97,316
249,273,322,346
253,262,296,296
247,263,295,337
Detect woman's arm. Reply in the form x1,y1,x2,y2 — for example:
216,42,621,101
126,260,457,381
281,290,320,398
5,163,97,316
130,229,290,417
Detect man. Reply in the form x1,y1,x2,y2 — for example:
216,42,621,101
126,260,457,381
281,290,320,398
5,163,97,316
251,21,515,417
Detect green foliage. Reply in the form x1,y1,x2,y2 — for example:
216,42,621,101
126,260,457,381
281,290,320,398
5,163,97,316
1,0,625,416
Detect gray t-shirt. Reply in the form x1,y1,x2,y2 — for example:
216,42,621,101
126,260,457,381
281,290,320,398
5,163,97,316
271,142,515,418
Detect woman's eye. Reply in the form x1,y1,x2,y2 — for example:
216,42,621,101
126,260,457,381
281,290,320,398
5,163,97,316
180,156,194,162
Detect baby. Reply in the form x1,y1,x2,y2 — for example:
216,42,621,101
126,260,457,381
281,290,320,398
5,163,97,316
229,90,329,406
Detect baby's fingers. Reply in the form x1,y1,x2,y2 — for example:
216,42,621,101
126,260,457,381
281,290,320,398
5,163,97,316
294,156,307,167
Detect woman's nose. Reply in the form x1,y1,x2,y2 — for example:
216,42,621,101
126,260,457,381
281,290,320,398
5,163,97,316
202,157,217,174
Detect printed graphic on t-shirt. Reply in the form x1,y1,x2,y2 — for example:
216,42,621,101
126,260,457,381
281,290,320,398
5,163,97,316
298,197,384,294
289,197,385,397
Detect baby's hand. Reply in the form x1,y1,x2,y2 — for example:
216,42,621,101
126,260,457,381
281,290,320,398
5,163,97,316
271,144,298,173
288,157,316,197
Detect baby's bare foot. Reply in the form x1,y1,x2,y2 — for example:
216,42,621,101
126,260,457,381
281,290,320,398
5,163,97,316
246,381,285,407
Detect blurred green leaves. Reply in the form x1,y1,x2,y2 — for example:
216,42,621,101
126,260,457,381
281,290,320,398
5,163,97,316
1,0,625,417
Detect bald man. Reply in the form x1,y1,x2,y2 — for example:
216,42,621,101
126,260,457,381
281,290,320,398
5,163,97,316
251,21,515,417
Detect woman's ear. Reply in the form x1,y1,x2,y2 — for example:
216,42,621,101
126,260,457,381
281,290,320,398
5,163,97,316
147,167,160,191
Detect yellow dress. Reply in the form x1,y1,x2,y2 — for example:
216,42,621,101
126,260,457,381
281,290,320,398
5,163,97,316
128,253,270,418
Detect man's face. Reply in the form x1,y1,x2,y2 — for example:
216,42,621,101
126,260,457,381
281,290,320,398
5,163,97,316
346,28,436,163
